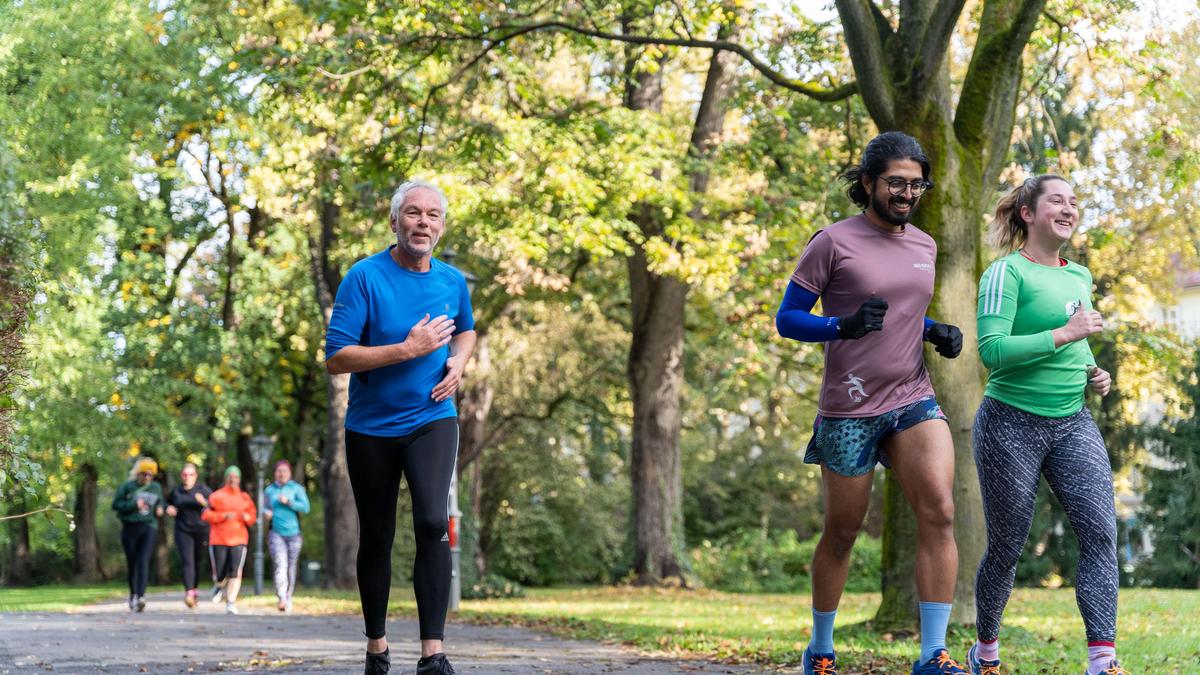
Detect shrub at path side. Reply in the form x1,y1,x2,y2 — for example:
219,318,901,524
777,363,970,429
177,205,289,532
691,531,880,594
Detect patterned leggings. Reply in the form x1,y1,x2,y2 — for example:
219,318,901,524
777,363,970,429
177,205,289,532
268,532,302,602
973,397,1118,643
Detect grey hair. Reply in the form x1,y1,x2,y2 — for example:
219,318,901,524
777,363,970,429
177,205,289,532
389,179,448,221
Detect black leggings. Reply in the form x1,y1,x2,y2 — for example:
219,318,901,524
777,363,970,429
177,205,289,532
210,544,248,582
346,417,458,641
120,523,156,597
174,528,208,591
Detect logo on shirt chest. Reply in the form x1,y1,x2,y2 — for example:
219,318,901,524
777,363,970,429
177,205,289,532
843,373,870,403
1066,299,1082,317
912,262,934,273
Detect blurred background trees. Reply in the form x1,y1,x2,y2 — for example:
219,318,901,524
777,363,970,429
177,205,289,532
1,0,1197,607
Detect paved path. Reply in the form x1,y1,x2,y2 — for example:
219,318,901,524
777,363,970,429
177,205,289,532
0,593,774,674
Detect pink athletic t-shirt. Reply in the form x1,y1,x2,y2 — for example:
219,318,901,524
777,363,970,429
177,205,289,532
790,213,937,417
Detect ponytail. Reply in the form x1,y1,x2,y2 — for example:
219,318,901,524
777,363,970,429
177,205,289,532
987,174,1069,253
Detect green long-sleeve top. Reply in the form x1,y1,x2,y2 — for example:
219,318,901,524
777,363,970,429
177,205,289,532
111,479,164,527
976,252,1097,418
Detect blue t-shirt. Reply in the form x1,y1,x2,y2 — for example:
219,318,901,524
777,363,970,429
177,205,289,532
325,247,475,436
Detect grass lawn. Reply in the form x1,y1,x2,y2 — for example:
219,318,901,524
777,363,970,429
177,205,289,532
250,585,1199,672
5,583,1197,672
0,582,171,612
458,587,1200,672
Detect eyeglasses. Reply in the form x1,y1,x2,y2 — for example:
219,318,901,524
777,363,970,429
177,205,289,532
880,177,933,196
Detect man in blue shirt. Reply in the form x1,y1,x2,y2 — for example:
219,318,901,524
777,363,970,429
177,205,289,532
325,179,476,675
263,460,310,612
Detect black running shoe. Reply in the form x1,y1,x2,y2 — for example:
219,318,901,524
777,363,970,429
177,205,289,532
364,648,390,675
416,653,456,675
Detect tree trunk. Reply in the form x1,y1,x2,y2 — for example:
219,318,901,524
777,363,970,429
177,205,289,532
310,169,358,590
457,333,494,579
456,333,494,472
4,493,33,585
291,362,318,480
627,258,689,583
72,462,104,582
621,30,686,583
469,459,486,578
234,426,255,491
875,112,989,627
319,369,356,588
622,16,737,584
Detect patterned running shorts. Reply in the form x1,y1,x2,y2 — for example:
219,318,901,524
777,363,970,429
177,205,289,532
803,396,947,477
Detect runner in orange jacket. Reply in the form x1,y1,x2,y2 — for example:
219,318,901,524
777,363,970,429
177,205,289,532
202,466,256,615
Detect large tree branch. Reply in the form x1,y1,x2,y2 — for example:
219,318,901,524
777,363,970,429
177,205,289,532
687,19,738,197
474,386,602,461
835,0,897,127
431,21,856,101
915,0,968,91
159,224,218,308
954,0,1046,164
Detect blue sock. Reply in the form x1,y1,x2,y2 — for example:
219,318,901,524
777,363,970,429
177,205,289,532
809,608,837,655
919,601,952,662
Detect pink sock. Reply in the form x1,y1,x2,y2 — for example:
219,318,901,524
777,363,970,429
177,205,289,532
1087,643,1116,673
975,638,999,661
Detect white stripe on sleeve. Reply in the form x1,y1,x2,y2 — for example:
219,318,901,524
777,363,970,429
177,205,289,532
986,260,1008,315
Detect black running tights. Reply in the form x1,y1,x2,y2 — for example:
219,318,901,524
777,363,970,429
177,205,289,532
121,523,155,598
346,418,458,641
174,528,207,591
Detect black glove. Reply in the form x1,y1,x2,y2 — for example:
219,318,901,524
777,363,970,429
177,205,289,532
836,297,888,339
925,322,963,358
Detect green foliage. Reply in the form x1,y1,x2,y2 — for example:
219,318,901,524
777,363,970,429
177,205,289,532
0,31,38,486
3,0,1197,596
1139,346,1200,588
481,425,628,586
691,530,880,594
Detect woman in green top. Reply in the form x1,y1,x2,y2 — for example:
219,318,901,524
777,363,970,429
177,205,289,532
966,175,1125,675
111,457,165,612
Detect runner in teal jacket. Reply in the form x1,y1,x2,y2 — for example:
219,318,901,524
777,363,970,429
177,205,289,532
264,461,309,612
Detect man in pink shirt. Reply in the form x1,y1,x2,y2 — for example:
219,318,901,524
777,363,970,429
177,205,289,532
775,132,966,675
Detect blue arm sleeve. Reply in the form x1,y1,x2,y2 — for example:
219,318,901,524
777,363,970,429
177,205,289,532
923,316,935,339
775,282,841,342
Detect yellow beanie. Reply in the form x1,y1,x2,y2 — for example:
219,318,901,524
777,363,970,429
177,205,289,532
134,458,158,475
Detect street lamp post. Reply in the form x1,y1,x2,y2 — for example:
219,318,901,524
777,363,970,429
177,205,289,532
248,430,274,597
441,248,475,611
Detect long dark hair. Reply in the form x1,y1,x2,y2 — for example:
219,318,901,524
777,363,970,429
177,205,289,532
840,132,932,208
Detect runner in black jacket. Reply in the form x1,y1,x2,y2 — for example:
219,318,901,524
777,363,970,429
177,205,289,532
166,462,212,608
